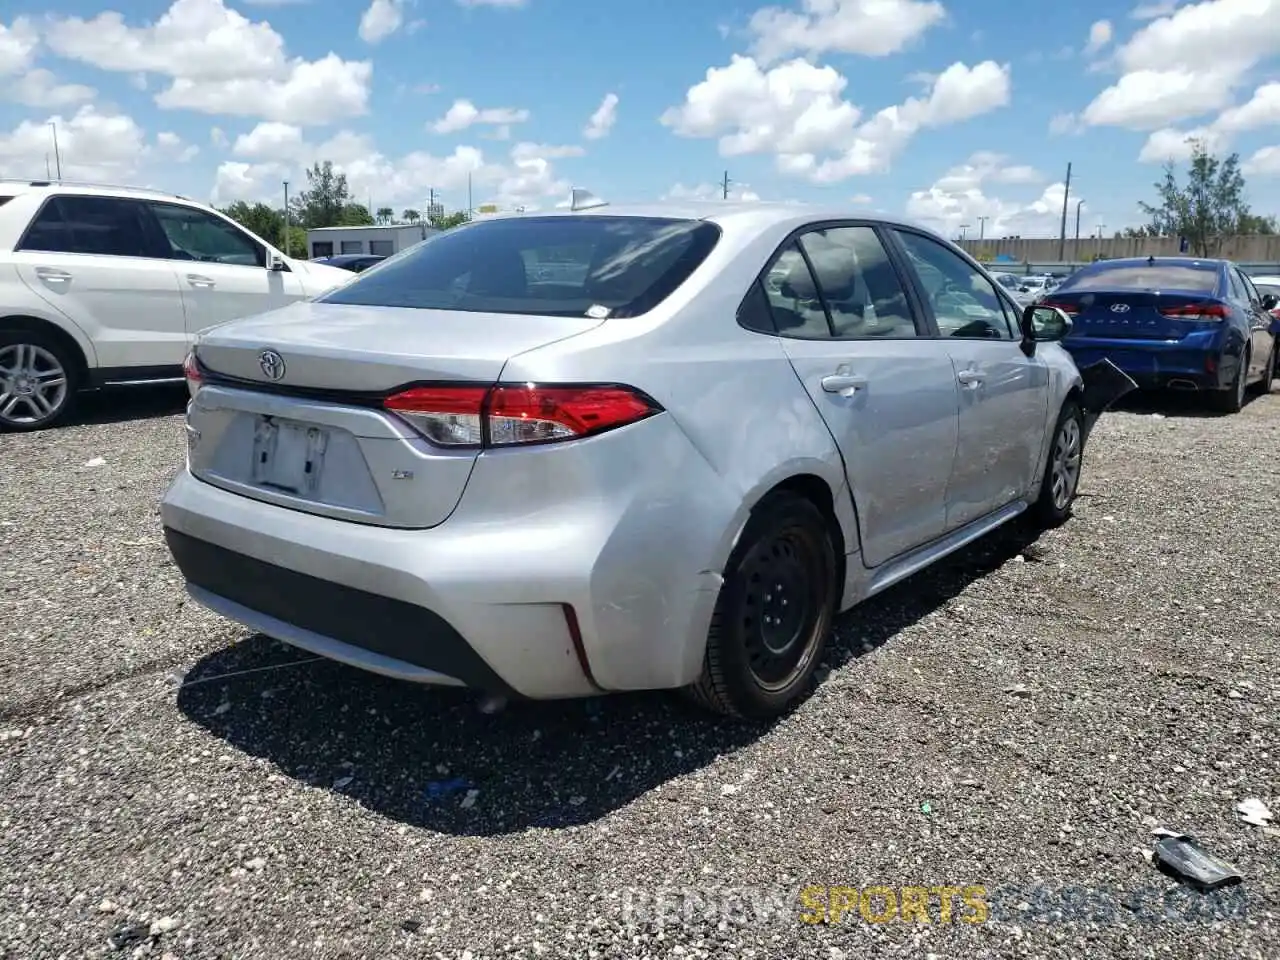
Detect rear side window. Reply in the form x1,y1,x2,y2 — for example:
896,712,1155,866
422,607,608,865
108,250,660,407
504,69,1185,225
19,196,155,258
798,227,917,338
320,215,721,319
1060,264,1218,294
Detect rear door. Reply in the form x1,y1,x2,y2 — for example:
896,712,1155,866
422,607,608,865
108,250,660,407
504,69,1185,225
759,223,960,567
12,194,188,369
888,228,1049,530
146,200,304,337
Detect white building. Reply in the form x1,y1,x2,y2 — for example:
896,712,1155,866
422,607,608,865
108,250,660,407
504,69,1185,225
306,223,439,259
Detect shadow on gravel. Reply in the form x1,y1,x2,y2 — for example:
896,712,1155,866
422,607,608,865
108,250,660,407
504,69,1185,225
1107,387,1273,419
70,382,188,427
177,518,1042,836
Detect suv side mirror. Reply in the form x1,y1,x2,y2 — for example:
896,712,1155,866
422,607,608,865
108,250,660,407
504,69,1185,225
1261,293,1278,310
1020,304,1072,355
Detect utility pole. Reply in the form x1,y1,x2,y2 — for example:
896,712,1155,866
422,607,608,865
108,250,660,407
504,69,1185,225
721,170,731,200
1057,161,1072,261
49,122,62,180
959,223,970,242
428,187,436,223
1074,199,1084,242
282,181,290,258
45,154,50,178
977,215,989,241
1095,223,1105,260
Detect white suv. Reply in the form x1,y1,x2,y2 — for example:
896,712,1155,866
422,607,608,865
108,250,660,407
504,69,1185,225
0,179,352,431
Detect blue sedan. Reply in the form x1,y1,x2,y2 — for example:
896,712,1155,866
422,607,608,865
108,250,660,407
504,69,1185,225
1041,256,1280,413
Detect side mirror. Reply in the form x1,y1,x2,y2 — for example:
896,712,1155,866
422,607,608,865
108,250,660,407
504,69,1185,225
1020,304,1072,355
1262,293,1278,310
268,252,287,272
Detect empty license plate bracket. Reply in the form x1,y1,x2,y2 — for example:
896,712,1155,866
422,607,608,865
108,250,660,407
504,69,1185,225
251,417,329,495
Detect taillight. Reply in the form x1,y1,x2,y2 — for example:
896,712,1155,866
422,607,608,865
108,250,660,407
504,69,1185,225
183,350,202,396
1158,301,1229,321
1039,300,1078,316
383,383,662,448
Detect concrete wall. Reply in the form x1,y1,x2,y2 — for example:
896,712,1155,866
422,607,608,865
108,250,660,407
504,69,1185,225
959,235,1280,263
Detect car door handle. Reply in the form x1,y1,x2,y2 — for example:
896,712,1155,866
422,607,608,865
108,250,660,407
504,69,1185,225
956,370,985,387
186,275,216,288
821,373,868,394
34,267,72,282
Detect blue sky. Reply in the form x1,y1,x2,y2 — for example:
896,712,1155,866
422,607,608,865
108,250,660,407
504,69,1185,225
2,0,1280,239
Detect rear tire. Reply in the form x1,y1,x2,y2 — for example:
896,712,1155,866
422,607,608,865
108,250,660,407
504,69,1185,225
1030,399,1084,529
686,492,838,720
0,329,79,432
1209,350,1248,413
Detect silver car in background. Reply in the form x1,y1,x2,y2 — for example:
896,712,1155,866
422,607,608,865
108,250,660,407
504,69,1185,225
162,203,1094,719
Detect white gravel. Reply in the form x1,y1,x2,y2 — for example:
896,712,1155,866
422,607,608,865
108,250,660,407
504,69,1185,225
1,385,1277,959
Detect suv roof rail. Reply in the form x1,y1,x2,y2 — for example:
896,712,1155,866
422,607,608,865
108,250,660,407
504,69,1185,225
0,177,191,201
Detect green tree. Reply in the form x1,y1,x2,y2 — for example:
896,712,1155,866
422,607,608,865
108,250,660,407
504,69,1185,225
1138,139,1251,256
1239,212,1278,234
291,161,371,229
375,206,395,224
220,201,284,246
402,208,421,223
428,210,471,230
338,202,375,226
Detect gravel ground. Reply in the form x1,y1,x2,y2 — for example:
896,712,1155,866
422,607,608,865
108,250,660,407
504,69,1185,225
1,384,1277,960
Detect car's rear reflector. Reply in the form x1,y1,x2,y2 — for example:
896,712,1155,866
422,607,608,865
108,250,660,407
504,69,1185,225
383,383,662,448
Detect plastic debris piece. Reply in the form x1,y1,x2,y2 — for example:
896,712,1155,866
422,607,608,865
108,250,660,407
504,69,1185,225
423,777,471,802
332,776,353,790
1152,834,1243,891
84,456,107,468
459,788,479,809
919,801,932,814
1237,798,1273,827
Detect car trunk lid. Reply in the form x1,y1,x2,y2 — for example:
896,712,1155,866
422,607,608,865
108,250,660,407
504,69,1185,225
187,301,605,528
1043,289,1226,340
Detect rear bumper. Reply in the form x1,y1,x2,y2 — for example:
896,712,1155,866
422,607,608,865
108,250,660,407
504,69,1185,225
1062,338,1230,391
160,415,744,699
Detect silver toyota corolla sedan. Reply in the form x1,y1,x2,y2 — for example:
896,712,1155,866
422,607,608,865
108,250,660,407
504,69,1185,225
162,203,1096,719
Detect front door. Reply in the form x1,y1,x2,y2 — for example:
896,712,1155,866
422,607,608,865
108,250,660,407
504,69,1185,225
890,228,1051,530
762,226,960,567
146,201,304,338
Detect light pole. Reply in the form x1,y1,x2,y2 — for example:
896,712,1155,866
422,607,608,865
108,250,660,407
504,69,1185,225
49,122,62,179
1074,199,1084,244
959,223,970,242
282,181,290,258
977,215,989,241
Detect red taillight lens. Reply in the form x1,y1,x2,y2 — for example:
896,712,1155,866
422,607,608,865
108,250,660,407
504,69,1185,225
1039,299,1078,316
183,350,202,390
1158,301,1229,320
383,383,661,448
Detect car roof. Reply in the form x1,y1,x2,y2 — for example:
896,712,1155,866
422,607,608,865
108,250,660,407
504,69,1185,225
480,200,934,237
0,177,197,204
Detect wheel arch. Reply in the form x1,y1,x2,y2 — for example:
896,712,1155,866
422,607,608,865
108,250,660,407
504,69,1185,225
0,313,94,383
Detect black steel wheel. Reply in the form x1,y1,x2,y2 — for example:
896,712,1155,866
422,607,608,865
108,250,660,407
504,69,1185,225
687,491,838,719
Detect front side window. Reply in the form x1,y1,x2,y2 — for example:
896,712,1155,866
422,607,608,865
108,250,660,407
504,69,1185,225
321,215,721,319
797,226,917,338
20,196,153,258
894,230,1014,340
148,202,264,267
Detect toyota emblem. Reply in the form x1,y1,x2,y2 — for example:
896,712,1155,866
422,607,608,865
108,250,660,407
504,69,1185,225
259,349,286,380
1110,303,1131,313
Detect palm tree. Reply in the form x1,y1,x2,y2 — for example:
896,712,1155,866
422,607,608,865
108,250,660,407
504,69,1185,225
402,208,421,223
376,206,394,224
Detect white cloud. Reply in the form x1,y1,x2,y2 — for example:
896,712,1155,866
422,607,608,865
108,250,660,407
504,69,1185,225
1131,1,1178,17
233,121,306,159
210,126,229,148
1048,112,1082,135
905,152,1075,238
1082,0,1280,131
2,69,96,109
1135,80,1280,163
431,99,530,133
0,106,147,181
1084,19,1113,55
1137,126,1223,163
156,131,199,163
1243,145,1280,176
0,17,38,74
664,182,762,201
850,192,872,204
44,0,372,125
748,0,946,63
359,0,405,43
662,55,1010,183
583,93,618,140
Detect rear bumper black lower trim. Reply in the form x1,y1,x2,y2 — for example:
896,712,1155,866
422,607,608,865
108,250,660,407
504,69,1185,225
163,528,515,696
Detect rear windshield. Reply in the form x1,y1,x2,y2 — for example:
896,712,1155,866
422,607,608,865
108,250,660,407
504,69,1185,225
319,215,721,318
1059,264,1218,294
